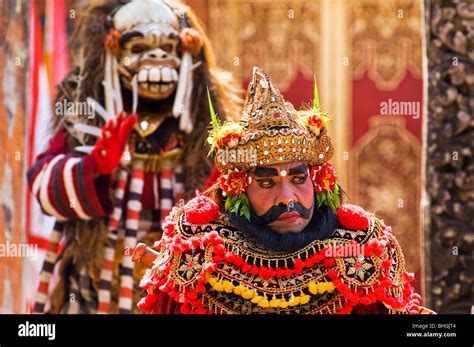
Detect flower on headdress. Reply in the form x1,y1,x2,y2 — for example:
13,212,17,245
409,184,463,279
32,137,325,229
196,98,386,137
219,170,249,196
311,163,340,211
104,28,122,56
299,110,330,136
179,28,204,55
206,87,243,154
311,163,337,193
207,122,243,152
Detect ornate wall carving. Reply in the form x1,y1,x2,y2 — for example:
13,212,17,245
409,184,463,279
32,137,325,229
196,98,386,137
351,117,421,273
208,0,320,89
424,0,474,313
349,0,422,91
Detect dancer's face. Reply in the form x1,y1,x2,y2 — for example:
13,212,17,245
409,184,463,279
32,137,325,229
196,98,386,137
246,162,315,234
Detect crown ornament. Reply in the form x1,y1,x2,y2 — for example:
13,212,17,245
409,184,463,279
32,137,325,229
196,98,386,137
208,67,334,173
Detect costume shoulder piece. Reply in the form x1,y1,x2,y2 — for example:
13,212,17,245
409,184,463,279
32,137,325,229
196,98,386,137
138,197,429,314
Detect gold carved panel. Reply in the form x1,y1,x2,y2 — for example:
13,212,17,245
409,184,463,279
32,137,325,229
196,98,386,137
208,0,320,89
351,117,421,272
349,0,422,90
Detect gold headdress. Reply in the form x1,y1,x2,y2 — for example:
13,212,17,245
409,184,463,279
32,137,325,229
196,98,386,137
208,67,334,173
207,67,339,219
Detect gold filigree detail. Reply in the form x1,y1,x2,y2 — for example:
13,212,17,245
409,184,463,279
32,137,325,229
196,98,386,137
351,117,421,272
134,114,167,138
349,0,422,90
208,0,320,90
130,148,183,172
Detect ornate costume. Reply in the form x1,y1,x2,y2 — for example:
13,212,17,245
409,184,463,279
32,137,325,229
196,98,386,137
134,67,432,314
27,0,240,313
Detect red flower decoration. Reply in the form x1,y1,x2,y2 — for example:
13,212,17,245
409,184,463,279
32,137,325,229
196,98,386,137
311,163,337,193
219,171,249,195
217,133,241,148
184,195,219,225
308,115,323,128
336,204,369,230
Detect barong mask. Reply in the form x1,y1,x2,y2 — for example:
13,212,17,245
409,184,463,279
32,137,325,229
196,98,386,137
117,21,181,100
102,0,204,134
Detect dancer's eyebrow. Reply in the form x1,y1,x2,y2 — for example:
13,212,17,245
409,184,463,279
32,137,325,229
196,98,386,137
253,167,278,177
288,164,308,175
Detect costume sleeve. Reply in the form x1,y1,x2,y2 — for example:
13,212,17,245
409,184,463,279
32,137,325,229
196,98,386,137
27,129,113,221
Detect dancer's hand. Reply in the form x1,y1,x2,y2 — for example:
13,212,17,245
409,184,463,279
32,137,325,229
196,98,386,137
92,112,137,175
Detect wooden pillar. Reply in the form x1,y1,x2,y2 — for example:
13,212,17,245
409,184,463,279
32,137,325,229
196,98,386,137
423,0,474,313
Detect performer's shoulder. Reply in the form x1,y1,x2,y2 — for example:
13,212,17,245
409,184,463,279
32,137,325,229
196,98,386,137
333,203,396,244
163,195,231,238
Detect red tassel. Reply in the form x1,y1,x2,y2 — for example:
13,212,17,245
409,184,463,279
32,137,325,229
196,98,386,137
382,259,391,268
322,258,336,268
293,258,304,273
224,252,234,262
213,255,223,263
233,255,244,267
213,244,226,256
328,270,338,280
250,265,259,275
202,263,217,272
195,283,206,292
180,303,192,314
186,291,198,300
404,272,415,282
242,263,252,273
194,307,208,314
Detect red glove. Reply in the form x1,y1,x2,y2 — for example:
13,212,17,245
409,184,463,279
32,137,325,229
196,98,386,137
92,112,138,175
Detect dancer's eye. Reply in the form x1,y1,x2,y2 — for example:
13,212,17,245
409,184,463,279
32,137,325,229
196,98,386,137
256,178,275,189
291,175,307,185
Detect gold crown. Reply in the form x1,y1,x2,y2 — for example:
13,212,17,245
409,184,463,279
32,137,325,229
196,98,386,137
208,67,334,173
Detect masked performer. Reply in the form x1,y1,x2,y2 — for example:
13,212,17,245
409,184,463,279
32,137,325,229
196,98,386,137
27,0,240,313
134,67,433,314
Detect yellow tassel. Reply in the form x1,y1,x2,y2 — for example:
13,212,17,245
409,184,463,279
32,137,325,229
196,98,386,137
222,280,233,293
308,281,318,295
208,277,217,287
289,296,300,306
326,282,335,292
299,294,311,305
242,289,256,300
251,295,263,304
279,300,289,309
233,285,246,296
317,282,327,294
258,299,270,308
269,296,280,308
213,281,224,291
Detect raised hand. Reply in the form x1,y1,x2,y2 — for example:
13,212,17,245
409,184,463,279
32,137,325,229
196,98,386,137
92,112,138,175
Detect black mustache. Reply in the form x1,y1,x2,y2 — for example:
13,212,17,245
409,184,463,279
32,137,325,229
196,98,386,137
259,202,312,224
229,204,338,253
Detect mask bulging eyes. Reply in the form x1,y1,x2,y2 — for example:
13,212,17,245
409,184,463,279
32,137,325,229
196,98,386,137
131,43,150,54
160,43,173,53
